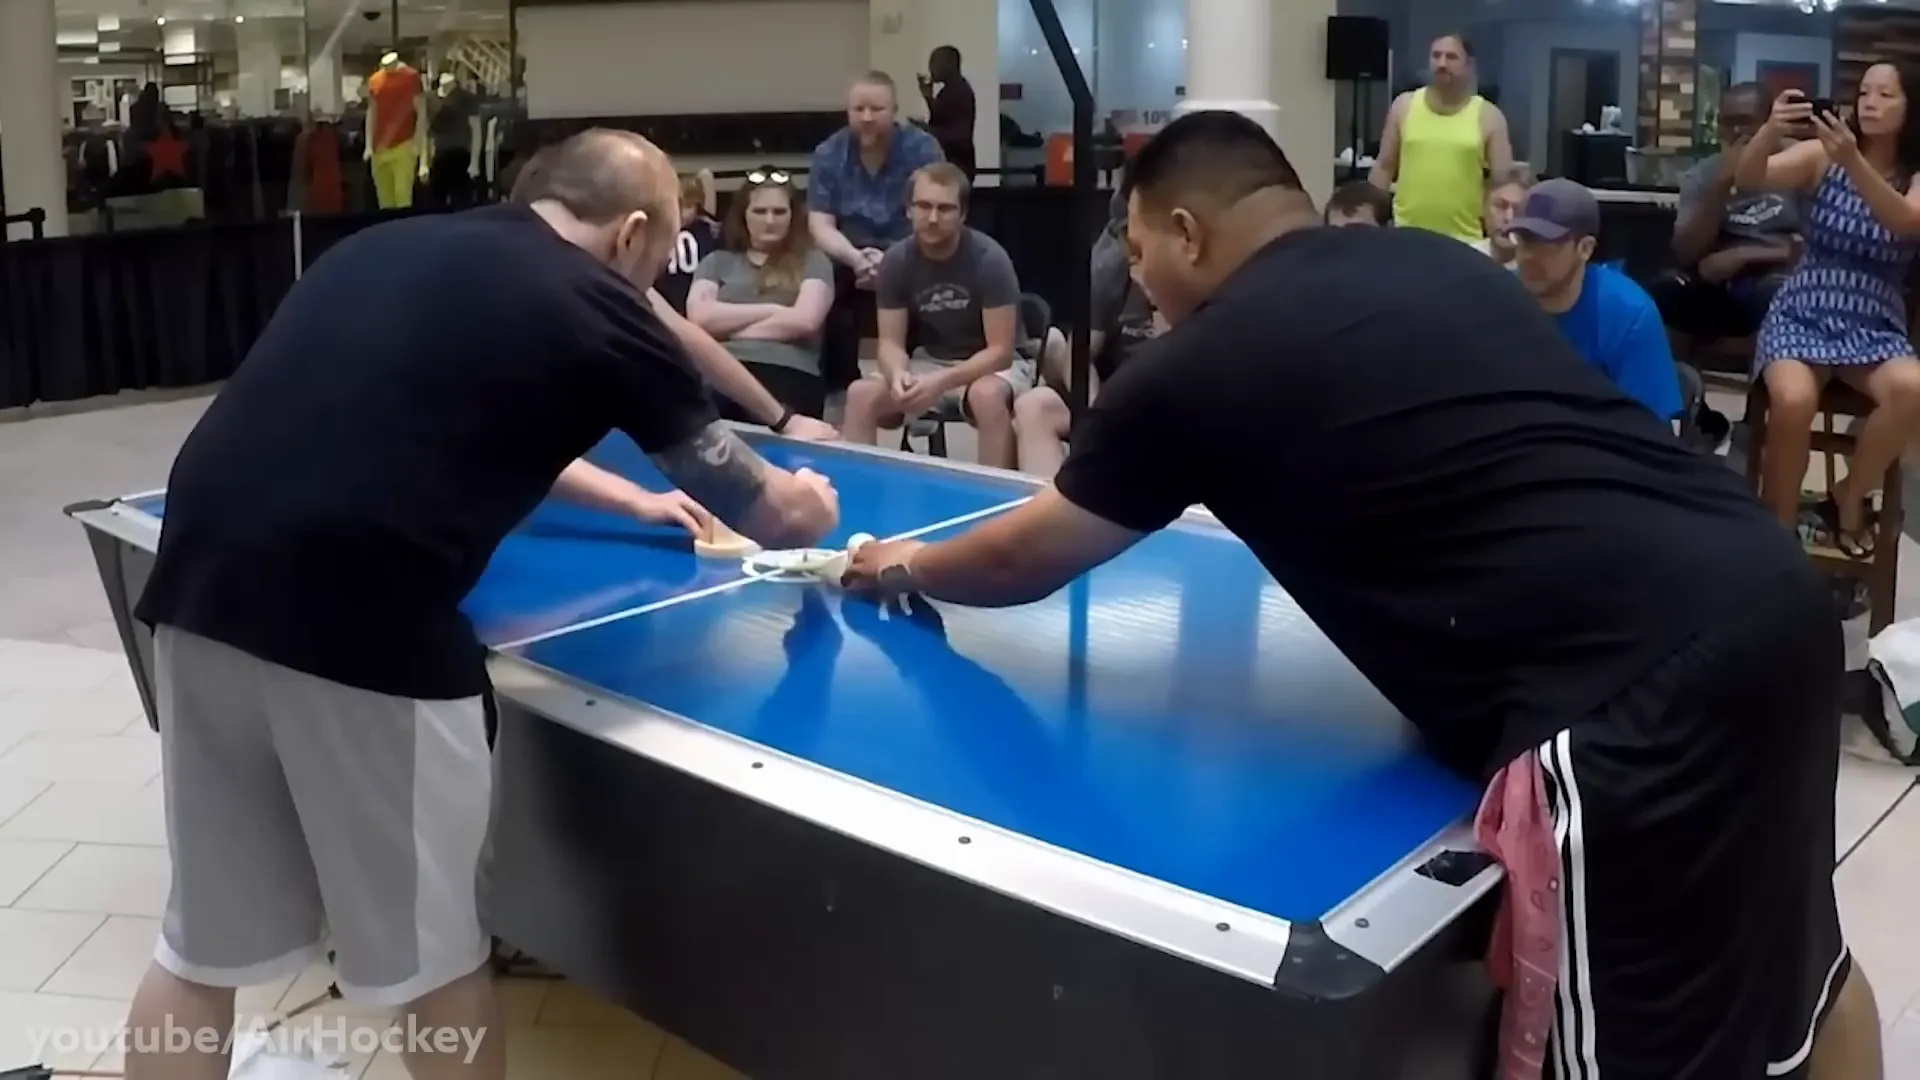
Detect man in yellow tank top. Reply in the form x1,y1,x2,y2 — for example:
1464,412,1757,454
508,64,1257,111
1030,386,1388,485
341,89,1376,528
1369,33,1513,243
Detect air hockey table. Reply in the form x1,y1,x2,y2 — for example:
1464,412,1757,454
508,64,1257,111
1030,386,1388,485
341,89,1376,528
67,428,1501,1080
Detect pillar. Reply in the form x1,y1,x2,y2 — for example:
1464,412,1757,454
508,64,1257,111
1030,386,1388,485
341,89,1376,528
236,19,282,117
1271,0,1337,207
308,0,365,117
1178,0,1281,145
0,0,68,239
1175,0,1334,208
309,47,343,116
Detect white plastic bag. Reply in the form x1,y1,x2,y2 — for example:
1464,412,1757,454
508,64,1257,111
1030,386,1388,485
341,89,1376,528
227,1029,351,1080
1857,619,1920,764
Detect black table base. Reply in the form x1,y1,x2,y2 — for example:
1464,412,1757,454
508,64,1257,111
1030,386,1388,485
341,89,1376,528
488,699,1499,1080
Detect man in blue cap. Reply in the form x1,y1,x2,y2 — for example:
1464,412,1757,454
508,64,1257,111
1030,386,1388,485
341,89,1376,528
1512,177,1683,423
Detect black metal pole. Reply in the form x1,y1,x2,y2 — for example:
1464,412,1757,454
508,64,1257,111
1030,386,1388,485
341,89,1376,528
1026,0,1096,419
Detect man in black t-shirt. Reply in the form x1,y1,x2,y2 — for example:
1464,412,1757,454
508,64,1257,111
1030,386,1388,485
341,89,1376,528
918,46,977,178
125,130,839,1079
846,112,1882,1078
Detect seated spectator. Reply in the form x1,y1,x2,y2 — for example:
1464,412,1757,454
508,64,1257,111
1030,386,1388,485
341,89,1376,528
808,71,945,390
1018,274,1165,478
1651,82,1802,361
1324,180,1392,227
843,163,1032,467
1469,165,1532,268
1017,187,1163,476
1511,179,1683,423
1737,67,1920,555
685,170,835,420
654,170,721,315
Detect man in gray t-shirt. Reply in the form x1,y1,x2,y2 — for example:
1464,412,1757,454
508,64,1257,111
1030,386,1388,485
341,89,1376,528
844,163,1034,467
1650,82,1802,345
877,225,1020,360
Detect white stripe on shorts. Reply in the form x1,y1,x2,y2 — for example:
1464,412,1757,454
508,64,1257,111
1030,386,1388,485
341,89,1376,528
1765,946,1851,1076
1540,727,1602,1080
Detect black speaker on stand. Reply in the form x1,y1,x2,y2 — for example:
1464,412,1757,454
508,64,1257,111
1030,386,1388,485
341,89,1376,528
1327,15,1391,183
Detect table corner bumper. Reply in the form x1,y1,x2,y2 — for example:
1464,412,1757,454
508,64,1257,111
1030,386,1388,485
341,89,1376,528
1268,919,1391,1003
62,497,118,517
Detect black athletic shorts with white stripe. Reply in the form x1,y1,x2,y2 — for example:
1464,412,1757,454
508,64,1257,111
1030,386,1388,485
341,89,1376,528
1536,567,1849,1078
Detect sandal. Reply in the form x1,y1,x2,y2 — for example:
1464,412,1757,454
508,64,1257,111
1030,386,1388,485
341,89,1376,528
1815,495,1877,559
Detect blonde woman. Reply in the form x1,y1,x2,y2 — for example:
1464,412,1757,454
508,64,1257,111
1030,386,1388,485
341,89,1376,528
686,169,835,418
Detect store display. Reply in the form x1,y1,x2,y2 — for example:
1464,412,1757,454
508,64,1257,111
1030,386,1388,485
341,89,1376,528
364,52,427,209
428,73,483,208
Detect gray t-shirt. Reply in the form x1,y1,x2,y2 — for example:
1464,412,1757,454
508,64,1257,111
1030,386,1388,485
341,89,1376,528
692,248,834,376
1087,188,1132,326
1677,153,1800,253
1094,280,1160,380
429,87,478,149
876,227,1021,362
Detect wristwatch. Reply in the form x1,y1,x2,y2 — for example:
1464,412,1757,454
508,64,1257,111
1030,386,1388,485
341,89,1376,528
771,408,795,434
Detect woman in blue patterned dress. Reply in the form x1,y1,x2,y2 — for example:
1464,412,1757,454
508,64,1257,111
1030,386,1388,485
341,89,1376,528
1738,63,1920,557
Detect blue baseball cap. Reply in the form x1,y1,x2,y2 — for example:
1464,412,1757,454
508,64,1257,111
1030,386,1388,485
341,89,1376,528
1507,178,1600,242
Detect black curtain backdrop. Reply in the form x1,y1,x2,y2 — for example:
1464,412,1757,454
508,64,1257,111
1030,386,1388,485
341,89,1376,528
0,220,296,409
0,195,1687,412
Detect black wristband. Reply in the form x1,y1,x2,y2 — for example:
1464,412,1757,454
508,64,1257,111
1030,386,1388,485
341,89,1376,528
771,408,795,434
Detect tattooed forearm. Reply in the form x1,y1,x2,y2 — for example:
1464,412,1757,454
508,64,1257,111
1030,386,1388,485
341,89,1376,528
648,423,770,524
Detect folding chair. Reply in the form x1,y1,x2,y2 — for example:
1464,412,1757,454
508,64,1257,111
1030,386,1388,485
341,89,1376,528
899,293,1053,458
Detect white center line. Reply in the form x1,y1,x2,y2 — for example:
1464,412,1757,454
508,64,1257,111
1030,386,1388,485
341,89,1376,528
492,496,1030,652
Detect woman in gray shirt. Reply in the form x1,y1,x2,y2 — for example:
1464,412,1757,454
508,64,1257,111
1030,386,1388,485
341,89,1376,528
688,173,837,418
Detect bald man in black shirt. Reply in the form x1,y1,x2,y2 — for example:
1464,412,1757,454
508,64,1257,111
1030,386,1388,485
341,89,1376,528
128,129,838,1080
919,46,976,178
845,112,1880,1079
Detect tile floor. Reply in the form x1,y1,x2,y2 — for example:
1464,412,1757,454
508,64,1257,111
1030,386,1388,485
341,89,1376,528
0,393,740,1078
0,391,1915,1078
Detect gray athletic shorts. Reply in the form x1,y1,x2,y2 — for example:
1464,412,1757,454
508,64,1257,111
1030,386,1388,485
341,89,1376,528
152,626,493,1006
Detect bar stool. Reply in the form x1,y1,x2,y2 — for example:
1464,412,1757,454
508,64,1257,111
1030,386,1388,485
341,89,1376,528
1745,378,1905,631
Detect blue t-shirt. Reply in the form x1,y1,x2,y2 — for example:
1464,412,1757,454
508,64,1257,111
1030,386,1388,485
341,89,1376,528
1553,264,1683,422
806,124,943,249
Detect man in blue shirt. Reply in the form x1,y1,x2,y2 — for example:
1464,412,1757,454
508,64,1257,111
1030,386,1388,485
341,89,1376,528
1511,178,1683,424
808,71,944,388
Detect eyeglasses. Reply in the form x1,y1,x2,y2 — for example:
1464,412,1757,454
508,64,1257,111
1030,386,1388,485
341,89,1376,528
746,168,791,185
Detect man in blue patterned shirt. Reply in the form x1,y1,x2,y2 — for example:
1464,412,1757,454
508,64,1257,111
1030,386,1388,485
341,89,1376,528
809,71,945,388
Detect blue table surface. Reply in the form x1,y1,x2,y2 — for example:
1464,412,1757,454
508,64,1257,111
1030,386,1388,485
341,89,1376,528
131,432,1479,925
